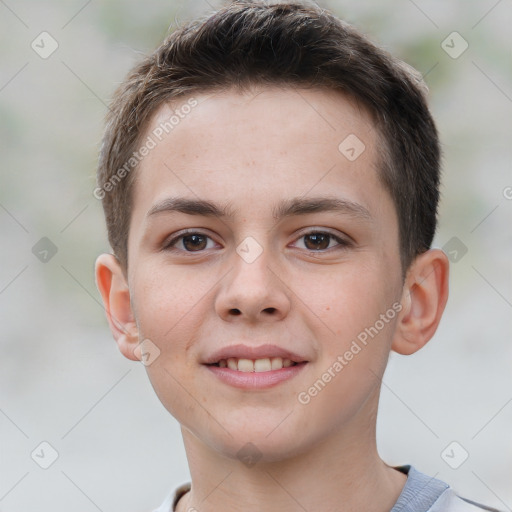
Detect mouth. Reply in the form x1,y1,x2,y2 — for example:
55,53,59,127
203,344,308,389
208,357,299,372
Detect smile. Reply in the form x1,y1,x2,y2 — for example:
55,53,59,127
205,360,308,389
210,357,297,372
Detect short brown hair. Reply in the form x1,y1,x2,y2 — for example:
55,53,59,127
96,0,440,274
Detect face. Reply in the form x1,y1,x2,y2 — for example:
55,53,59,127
126,86,404,462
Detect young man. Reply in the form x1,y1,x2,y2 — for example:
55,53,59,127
94,2,499,511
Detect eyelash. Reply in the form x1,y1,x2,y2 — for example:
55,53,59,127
162,229,351,253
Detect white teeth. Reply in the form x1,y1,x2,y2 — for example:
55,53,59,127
237,358,254,372
216,356,298,372
254,358,271,372
270,357,283,370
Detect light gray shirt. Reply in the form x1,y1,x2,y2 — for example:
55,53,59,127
152,465,501,512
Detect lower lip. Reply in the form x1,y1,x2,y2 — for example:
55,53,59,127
204,362,308,389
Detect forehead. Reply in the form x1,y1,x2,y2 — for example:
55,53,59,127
130,85,389,225
148,86,378,154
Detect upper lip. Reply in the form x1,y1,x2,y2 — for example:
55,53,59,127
203,343,308,365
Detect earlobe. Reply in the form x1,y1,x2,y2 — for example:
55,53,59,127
392,249,449,355
95,253,140,361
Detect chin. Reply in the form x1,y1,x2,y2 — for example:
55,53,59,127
184,408,319,465
213,432,309,465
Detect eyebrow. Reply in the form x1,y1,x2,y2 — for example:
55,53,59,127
147,196,372,222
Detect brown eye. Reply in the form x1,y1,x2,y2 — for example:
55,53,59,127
293,230,350,252
181,234,208,251
164,232,216,252
303,233,331,250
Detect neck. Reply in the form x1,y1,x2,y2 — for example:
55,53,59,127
176,392,406,512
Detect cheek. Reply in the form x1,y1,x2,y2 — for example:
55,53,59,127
132,263,213,341
130,263,219,408
306,260,399,341
295,269,397,435
301,259,400,406
131,269,208,399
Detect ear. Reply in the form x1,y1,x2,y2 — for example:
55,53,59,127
392,248,449,355
95,253,140,361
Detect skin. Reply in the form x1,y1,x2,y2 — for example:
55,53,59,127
96,86,449,512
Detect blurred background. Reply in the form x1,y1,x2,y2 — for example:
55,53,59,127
0,0,511,510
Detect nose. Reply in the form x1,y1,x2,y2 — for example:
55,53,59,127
214,242,291,323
